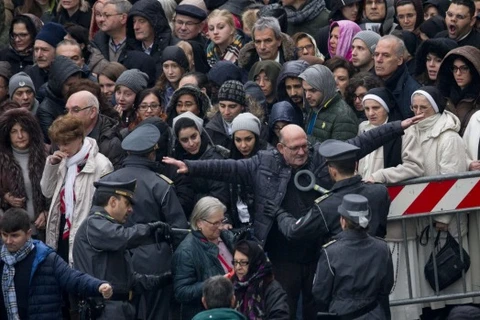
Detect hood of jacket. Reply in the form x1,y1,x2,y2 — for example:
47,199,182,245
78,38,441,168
360,0,395,35
329,0,362,21
277,60,310,101
423,110,461,139
127,0,172,54
269,101,298,129
437,45,480,97
415,38,458,77
167,85,211,122
207,61,247,87
47,55,82,98
31,240,55,280
238,33,295,69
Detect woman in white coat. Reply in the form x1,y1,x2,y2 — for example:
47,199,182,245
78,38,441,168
358,87,424,320
411,86,472,311
41,115,113,265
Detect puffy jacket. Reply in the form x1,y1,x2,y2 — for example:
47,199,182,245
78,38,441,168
36,56,83,143
305,93,359,143
0,47,34,74
205,112,232,150
185,121,406,246
0,240,104,320
173,231,235,320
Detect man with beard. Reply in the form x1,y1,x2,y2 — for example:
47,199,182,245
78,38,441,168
276,60,310,126
351,31,380,74
435,0,480,48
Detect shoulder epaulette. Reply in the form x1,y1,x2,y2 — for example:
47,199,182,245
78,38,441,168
157,173,174,185
322,239,336,248
315,192,331,204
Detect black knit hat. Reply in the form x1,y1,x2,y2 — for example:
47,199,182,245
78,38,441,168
218,80,246,106
161,46,190,72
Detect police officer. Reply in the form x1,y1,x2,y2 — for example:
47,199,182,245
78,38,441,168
73,179,173,319
100,124,189,320
313,194,394,319
266,139,390,242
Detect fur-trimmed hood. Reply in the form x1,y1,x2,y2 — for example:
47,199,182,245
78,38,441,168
415,38,457,77
237,33,295,70
166,85,212,125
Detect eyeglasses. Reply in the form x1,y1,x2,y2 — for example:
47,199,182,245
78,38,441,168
99,12,123,18
446,11,468,20
66,105,94,114
296,44,314,52
10,33,29,40
451,65,470,74
281,143,309,153
354,93,367,101
232,260,249,267
365,0,384,6
138,103,162,110
202,218,228,227
174,19,201,27
410,105,431,112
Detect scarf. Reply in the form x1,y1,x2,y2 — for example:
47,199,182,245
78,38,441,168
270,0,326,25
1,238,34,320
8,43,33,58
63,139,91,239
234,262,272,319
207,34,244,67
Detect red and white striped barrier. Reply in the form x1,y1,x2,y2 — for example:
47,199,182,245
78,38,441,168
388,176,480,217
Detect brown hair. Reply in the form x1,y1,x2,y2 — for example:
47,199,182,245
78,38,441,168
48,115,85,144
98,62,127,82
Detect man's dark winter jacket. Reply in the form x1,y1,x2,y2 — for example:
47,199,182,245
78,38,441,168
89,114,125,169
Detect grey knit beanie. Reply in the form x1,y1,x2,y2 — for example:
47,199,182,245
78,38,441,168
218,80,246,106
232,112,261,136
353,31,381,54
172,111,204,136
9,72,35,97
298,65,337,106
115,69,149,94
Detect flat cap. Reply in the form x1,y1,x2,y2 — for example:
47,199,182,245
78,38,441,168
94,179,137,204
318,139,359,162
338,194,370,228
121,124,160,154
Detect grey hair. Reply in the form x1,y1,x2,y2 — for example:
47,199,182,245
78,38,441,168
379,35,405,58
105,0,132,14
190,196,226,230
202,275,234,309
158,0,177,30
57,39,82,51
252,16,282,40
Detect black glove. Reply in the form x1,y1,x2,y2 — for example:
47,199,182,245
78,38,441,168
263,200,287,218
152,272,173,288
148,221,172,237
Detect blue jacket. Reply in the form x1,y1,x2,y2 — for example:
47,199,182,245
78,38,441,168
0,240,104,319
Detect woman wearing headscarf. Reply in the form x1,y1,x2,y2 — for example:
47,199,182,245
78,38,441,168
291,32,325,64
172,196,235,320
248,61,282,116
329,0,363,23
414,38,457,86
231,240,289,319
437,46,480,136
327,20,361,62
0,107,48,239
411,86,473,311
394,0,424,32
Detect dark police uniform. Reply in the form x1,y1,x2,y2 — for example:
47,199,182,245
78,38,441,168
312,194,394,320
73,180,172,319
99,124,189,320
274,140,390,243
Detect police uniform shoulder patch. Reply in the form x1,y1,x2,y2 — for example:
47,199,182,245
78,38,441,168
315,192,331,204
322,239,336,248
157,173,174,185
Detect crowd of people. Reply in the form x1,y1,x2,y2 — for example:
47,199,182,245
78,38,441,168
1,0,480,319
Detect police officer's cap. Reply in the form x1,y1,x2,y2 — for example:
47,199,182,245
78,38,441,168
121,124,160,154
338,194,370,228
94,179,137,204
318,139,359,162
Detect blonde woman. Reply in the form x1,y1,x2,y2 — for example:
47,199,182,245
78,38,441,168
52,0,91,30
206,9,245,67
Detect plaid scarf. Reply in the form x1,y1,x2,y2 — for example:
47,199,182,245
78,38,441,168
234,262,272,319
269,0,326,25
1,238,34,320
206,34,244,67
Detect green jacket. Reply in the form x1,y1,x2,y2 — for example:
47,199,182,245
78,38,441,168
305,93,359,144
192,308,247,320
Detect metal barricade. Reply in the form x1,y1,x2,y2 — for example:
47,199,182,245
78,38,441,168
386,171,480,307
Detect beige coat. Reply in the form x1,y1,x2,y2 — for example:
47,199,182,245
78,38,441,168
41,137,113,265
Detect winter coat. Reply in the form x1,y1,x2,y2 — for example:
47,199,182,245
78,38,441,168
435,28,480,49
127,0,172,74
88,114,125,169
41,137,113,265
0,47,34,74
313,230,394,319
358,122,424,183
90,30,132,63
173,231,235,320
237,33,295,72
359,0,397,35
463,109,480,167
437,46,480,136
185,121,406,246
54,7,92,30
193,308,246,320
305,92,359,143
0,240,105,320
25,65,48,99
383,63,420,119
36,57,83,143
205,112,232,150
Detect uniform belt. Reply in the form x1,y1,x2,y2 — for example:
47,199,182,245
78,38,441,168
109,291,133,301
